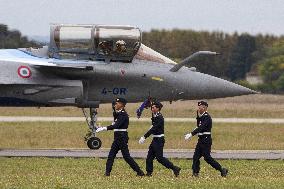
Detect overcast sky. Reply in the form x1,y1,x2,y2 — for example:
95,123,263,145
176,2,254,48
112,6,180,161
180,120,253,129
0,0,283,37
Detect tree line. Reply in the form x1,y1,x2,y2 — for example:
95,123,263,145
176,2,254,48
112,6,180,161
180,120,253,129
143,29,284,93
0,24,39,49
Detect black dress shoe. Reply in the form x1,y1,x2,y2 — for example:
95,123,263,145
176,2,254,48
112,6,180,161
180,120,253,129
221,168,228,177
104,172,110,176
173,166,181,177
146,172,152,177
192,172,199,177
136,171,145,176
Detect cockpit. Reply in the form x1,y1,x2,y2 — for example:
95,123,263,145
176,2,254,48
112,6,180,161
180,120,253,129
45,24,176,65
49,24,141,62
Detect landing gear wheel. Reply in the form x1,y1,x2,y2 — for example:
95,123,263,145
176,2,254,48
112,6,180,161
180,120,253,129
87,137,102,150
82,108,103,150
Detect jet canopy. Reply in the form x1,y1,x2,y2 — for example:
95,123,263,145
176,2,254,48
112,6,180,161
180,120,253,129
49,24,141,62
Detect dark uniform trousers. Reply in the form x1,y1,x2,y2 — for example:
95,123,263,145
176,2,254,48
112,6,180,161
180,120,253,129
146,137,175,173
106,133,141,174
192,136,222,174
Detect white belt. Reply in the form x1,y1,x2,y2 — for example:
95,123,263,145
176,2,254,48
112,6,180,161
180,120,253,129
152,134,165,138
197,132,211,136
114,129,127,132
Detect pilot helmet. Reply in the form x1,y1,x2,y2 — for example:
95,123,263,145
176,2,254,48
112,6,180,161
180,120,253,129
116,40,126,52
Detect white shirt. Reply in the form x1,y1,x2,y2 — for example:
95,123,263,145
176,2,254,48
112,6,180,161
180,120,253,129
199,111,207,117
153,112,160,117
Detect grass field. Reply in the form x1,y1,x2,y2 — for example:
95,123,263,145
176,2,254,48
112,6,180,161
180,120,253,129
0,94,283,118
0,121,283,150
0,94,283,188
0,158,283,189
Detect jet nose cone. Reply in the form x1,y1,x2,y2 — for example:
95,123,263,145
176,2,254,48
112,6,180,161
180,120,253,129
182,72,258,99
217,80,258,97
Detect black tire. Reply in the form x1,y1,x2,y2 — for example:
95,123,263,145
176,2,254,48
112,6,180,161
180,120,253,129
87,137,102,150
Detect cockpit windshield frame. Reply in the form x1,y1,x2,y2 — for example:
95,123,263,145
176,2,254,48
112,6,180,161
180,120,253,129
49,24,142,62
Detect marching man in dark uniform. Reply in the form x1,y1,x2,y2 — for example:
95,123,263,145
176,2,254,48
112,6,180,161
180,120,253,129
96,98,145,176
184,101,228,177
139,101,181,177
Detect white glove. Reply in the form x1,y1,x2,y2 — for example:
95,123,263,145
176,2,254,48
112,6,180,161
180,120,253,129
185,133,193,140
139,136,146,144
96,127,107,133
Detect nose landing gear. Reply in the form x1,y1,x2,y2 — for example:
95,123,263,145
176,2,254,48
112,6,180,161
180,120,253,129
82,108,102,150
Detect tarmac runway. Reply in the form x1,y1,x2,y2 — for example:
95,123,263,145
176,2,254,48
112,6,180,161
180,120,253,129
1,117,283,160
0,149,283,160
0,116,284,124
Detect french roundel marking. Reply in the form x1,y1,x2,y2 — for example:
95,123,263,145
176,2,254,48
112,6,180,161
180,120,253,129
18,66,31,78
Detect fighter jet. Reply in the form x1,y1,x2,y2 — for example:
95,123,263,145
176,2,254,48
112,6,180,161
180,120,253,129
0,24,256,149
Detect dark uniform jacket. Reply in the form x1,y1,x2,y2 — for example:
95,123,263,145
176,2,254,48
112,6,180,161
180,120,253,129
144,112,164,138
107,109,129,139
191,112,212,137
